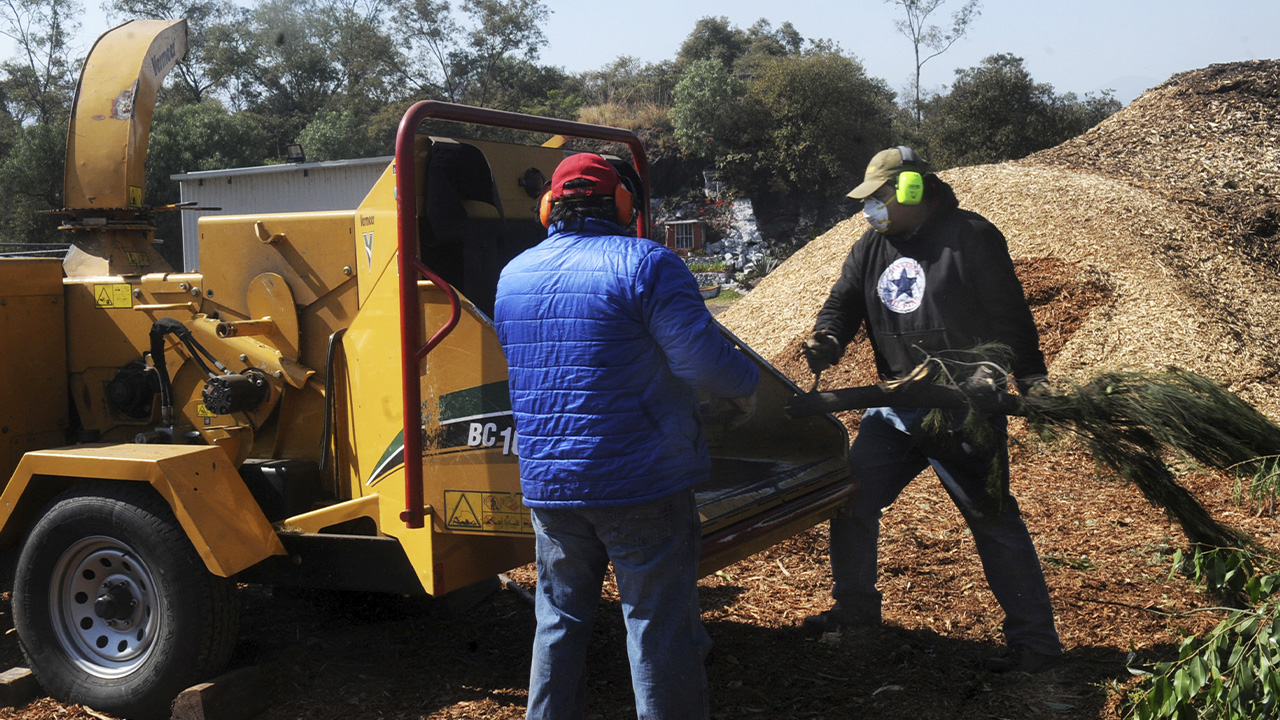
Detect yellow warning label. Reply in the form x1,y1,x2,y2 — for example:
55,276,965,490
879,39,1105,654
444,490,531,534
197,404,218,418
94,284,133,309
126,251,150,268
128,185,144,207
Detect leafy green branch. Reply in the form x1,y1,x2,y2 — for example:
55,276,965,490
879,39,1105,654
1125,546,1280,719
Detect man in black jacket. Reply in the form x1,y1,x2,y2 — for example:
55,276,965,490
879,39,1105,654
801,146,1063,673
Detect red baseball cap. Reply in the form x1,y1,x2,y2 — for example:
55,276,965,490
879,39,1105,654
550,153,620,200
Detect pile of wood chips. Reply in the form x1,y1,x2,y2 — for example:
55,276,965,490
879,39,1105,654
721,59,1280,418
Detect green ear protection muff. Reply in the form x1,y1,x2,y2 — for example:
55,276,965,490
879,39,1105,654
894,146,925,205
895,171,924,205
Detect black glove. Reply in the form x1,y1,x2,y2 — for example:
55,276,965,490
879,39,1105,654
960,365,1000,394
1015,373,1051,398
802,331,842,374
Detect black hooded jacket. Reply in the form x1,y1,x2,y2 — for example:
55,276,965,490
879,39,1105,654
814,177,1047,383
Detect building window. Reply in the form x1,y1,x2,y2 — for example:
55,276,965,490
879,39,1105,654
674,223,695,251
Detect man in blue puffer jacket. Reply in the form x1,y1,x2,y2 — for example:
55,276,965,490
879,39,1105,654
495,152,759,720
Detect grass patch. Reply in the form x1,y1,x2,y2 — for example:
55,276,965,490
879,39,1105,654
688,261,729,272
709,288,744,303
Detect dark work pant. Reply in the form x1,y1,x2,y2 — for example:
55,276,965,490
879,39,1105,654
829,409,1062,655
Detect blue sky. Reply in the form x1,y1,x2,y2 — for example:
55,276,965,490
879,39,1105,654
41,0,1280,107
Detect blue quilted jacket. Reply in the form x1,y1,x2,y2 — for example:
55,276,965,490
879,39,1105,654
494,218,760,508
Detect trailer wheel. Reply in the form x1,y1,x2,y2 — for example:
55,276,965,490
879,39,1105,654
13,483,240,720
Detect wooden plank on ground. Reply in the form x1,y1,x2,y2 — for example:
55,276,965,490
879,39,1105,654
0,667,38,708
170,666,268,720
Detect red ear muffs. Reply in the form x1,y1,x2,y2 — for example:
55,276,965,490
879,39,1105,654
539,184,635,228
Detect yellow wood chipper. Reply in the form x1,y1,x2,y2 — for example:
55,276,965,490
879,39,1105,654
0,19,854,719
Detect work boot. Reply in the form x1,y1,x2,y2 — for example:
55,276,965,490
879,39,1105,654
982,646,1063,673
799,607,878,636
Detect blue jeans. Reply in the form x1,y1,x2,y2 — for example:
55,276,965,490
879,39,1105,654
830,409,1061,655
526,488,711,720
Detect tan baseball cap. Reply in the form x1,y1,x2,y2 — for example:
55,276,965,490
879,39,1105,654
846,146,933,199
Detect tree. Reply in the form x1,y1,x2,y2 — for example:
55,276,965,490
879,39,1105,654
670,58,749,164
670,16,817,166
461,0,548,108
295,108,388,162
672,47,896,203
676,16,804,71
320,0,401,109
671,16,899,215
573,57,674,150
208,0,339,120
144,100,271,262
886,0,981,126
202,0,402,147
578,56,676,109
393,0,549,108
146,101,271,191
0,0,80,126
917,53,1120,168
744,19,803,57
0,122,67,243
0,0,79,244
675,16,744,68
390,0,455,98
731,48,897,198
485,58,579,117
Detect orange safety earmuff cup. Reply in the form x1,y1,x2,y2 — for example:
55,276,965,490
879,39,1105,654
539,184,634,228
539,191,553,227
614,183,634,226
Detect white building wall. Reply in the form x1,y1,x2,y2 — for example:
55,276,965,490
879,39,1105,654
173,156,393,271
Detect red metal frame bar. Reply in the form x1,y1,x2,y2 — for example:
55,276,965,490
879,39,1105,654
393,100,650,528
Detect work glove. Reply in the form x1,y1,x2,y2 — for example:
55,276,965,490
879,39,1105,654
960,365,1001,395
802,331,842,374
1015,373,1052,399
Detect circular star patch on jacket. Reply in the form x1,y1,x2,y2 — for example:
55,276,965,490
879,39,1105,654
876,257,926,313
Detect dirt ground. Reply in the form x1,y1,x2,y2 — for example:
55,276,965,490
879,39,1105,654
0,443,1262,720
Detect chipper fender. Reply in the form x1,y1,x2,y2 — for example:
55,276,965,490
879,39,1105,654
0,444,286,577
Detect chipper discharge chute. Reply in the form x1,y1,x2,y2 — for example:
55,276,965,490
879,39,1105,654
0,18,855,720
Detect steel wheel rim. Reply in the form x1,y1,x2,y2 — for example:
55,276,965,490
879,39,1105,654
50,535,160,678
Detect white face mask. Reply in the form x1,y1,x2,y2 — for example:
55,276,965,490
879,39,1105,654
863,196,891,233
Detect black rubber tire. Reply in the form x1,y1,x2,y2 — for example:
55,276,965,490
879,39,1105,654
12,483,240,720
